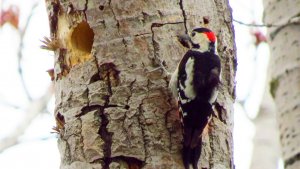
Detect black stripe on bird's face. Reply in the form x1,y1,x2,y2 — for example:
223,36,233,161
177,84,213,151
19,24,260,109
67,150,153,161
192,43,200,49
192,27,212,33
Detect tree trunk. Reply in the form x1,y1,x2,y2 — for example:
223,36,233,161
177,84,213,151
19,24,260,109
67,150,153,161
250,88,280,169
263,0,300,168
45,0,236,168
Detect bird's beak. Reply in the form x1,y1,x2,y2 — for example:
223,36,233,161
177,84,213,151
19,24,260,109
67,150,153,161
177,33,192,49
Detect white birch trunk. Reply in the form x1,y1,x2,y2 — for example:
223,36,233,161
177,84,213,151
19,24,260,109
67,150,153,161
263,0,300,168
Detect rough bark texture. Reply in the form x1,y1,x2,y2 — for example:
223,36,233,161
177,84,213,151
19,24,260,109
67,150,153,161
263,0,300,168
45,0,236,168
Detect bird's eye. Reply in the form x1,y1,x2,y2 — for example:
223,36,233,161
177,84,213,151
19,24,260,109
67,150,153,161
191,32,196,37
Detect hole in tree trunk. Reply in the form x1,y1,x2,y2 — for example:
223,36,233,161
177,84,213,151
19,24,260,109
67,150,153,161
71,21,94,53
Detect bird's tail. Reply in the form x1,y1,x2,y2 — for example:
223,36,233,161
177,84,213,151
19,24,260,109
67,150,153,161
181,101,212,169
182,128,203,169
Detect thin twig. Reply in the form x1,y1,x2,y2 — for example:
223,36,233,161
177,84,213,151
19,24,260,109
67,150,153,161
20,135,57,142
233,16,300,28
0,85,53,152
0,99,22,109
233,19,280,27
17,2,39,101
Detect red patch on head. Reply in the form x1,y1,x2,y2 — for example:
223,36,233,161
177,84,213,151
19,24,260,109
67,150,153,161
205,31,216,42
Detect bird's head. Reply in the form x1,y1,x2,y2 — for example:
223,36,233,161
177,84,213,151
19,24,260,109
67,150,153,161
178,27,217,53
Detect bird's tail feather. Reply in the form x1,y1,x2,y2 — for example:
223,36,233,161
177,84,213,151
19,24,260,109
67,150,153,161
182,145,191,169
191,137,202,169
182,127,203,169
190,128,203,148
182,138,202,169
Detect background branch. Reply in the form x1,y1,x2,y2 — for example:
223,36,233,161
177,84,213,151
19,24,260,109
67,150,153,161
17,2,39,101
233,17,300,28
233,19,278,27
0,85,53,152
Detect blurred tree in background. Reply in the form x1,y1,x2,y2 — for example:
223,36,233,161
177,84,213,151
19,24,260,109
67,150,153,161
263,0,300,168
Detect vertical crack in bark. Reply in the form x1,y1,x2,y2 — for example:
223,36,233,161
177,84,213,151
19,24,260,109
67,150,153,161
85,86,90,107
164,79,176,152
150,23,164,71
122,38,129,54
179,0,188,34
164,102,174,152
226,139,234,168
99,66,114,169
49,1,60,36
82,0,88,20
137,99,148,162
121,79,136,146
136,80,151,163
150,24,160,62
99,106,112,169
91,55,113,168
108,0,120,35
78,117,87,161
126,79,136,106
208,123,215,169
106,71,113,96
84,0,88,11
214,103,227,124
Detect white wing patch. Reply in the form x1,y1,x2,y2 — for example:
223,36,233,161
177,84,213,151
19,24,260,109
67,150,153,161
178,91,191,104
208,67,220,104
183,57,196,100
209,88,218,104
169,67,179,98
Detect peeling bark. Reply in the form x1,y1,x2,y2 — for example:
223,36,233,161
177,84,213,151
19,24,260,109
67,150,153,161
45,0,236,168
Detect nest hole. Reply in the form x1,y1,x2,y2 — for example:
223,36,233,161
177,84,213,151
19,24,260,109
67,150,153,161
71,21,94,53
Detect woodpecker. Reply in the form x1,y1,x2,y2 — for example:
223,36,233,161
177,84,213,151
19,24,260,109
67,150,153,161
169,28,221,169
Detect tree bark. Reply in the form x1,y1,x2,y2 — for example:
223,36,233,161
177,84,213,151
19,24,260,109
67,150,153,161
45,0,236,168
263,0,300,168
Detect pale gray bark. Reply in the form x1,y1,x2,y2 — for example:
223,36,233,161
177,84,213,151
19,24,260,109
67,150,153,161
263,0,300,168
250,89,280,169
45,0,236,168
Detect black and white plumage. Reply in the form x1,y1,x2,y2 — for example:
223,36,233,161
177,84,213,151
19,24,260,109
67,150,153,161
169,28,221,169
